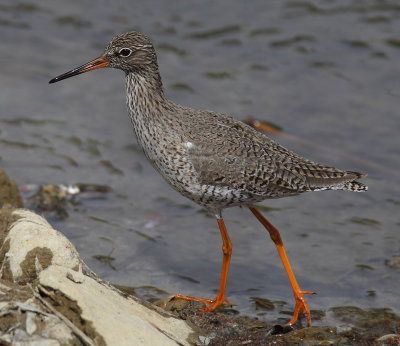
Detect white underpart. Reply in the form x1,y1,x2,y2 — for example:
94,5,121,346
312,185,342,192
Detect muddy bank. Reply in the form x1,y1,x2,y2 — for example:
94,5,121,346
0,166,23,209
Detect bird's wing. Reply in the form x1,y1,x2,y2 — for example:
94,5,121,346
185,111,304,196
185,110,361,196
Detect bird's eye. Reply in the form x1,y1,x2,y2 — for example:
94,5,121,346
119,48,132,57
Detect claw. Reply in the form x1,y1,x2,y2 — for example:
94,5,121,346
199,296,232,312
286,290,314,326
174,294,230,312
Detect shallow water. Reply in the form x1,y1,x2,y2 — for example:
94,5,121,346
1,0,399,325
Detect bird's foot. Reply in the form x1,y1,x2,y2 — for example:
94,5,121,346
174,294,231,312
287,289,315,327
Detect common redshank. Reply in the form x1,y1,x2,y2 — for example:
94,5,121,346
49,32,367,326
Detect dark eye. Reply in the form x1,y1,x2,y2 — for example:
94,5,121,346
119,48,132,57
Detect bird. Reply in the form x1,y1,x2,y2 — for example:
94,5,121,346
49,31,367,326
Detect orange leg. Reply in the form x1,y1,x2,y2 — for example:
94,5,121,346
174,217,232,312
249,206,314,326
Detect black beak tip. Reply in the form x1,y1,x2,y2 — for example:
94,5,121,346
49,73,72,84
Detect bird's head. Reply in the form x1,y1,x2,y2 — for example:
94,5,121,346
49,32,157,84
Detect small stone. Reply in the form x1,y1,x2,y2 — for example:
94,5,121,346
337,324,353,334
376,334,400,342
199,335,211,345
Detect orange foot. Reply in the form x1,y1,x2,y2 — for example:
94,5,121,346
287,289,315,326
174,294,232,313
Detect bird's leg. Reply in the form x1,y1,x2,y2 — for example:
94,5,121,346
249,206,314,326
174,216,232,312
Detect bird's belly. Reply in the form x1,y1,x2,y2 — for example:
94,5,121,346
142,144,255,208
183,183,265,209
154,156,265,209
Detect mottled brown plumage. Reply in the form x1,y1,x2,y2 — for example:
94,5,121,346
49,31,367,327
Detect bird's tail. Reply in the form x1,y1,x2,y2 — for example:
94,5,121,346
306,171,368,192
343,172,368,192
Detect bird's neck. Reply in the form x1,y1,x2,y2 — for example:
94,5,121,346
125,70,172,139
125,70,166,117
125,70,176,165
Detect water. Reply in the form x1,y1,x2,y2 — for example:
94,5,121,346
0,0,399,325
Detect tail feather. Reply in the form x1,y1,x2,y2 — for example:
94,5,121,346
344,171,368,192
344,180,368,192
307,171,368,192
349,171,367,180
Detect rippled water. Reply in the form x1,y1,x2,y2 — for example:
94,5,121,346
1,0,399,325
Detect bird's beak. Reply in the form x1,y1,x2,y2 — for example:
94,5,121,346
49,56,109,84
